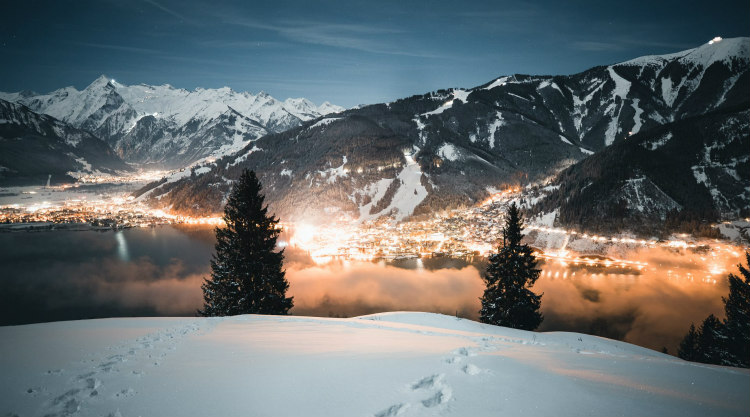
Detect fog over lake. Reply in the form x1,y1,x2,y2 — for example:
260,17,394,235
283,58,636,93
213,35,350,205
0,225,740,353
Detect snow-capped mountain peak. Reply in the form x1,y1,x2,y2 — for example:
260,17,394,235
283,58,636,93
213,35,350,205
619,36,749,68
317,101,346,115
1,77,345,167
87,74,115,90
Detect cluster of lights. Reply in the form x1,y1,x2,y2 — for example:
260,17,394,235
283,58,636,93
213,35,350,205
73,170,172,184
534,249,647,270
3,173,746,286
276,187,746,288
525,225,715,252
1,195,223,228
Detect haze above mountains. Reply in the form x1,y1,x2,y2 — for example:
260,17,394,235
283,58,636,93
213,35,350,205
1,37,747,233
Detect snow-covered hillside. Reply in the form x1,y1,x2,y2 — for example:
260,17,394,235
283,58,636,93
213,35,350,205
0,99,131,185
0,77,344,167
1,312,747,416
138,37,749,223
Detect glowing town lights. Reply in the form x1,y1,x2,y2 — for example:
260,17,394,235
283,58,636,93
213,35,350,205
290,224,317,247
2,172,746,279
708,265,725,275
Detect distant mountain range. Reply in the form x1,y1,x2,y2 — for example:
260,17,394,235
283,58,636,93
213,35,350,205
0,77,344,169
136,37,749,228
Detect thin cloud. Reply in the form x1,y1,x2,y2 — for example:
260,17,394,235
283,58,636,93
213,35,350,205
618,38,695,50
570,37,694,53
570,41,624,52
458,7,541,20
222,16,447,59
73,41,162,55
196,39,288,49
142,0,196,24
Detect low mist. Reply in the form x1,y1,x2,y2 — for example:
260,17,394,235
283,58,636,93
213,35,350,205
1,226,743,354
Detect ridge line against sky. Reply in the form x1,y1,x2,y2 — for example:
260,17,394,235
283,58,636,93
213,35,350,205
0,0,747,108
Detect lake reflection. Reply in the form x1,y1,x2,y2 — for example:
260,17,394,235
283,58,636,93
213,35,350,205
0,225,742,353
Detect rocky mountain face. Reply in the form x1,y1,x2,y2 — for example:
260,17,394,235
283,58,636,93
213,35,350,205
0,99,131,185
529,104,749,234
137,37,749,224
0,77,344,168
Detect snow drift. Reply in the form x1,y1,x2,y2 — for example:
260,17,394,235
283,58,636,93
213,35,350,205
1,312,748,416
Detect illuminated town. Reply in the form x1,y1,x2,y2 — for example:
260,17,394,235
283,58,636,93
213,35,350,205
280,188,744,284
1,176,745,287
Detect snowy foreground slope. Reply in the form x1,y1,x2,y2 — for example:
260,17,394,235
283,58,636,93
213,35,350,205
1,313,748,417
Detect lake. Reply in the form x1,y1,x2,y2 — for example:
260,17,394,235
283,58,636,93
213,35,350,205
0,225,740,354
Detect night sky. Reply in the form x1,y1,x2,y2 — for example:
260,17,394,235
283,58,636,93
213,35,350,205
1,0,747,108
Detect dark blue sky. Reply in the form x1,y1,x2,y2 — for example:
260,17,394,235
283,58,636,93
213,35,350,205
1,0,747,107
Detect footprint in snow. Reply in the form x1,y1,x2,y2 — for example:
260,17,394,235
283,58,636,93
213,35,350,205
374,402,409,417
24,386,44,397
49,388,83,415
444,356,463,364
113,387,136,399
411,374,444,390
453,347,477,357
421,387,452,408
411,373,452,408
462,363,483,376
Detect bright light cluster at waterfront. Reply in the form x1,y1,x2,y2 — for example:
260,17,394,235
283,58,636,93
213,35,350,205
1,179,745,287
275,188,746,286
0,183,223,230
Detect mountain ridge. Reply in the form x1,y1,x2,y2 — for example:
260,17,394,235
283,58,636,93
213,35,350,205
0,77,345,168
0,98,132,185
137,37,749,224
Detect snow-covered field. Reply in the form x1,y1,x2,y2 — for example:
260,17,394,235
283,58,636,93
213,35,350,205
1,312,747,417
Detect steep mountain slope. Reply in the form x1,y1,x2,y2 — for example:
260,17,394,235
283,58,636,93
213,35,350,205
530,104,749,234
0,77,344,167
0,99,131,185
138,38,749,223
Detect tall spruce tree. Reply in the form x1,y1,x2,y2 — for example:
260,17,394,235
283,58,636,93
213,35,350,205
198,169,293,317
677,323,700,361
678,252,750,368
480,203,543,330
694,314,726,365
722,252,750,367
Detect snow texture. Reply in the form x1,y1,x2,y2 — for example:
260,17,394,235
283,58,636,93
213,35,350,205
437,143,460,161
631,98,643,134
642,132,673,151
318,156,349,184
483,76,509,90
359,153,428,222
308,117,342,130
483,112,506,149
383,153,428,221
0,313,747,417
619,176,682,215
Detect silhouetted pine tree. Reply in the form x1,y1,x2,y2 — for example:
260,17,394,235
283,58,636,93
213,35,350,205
678,252,750,368
198,169,293,316
677,323,700,361
480,203,543,330
695,314,726,364
723,252,750,367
